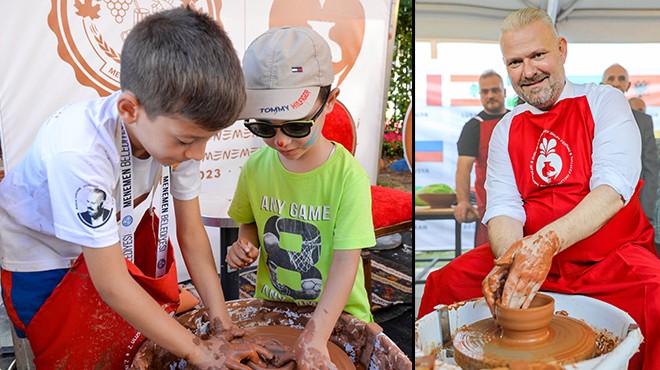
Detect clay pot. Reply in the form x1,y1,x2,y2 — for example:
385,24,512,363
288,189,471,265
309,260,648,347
495,293,554,343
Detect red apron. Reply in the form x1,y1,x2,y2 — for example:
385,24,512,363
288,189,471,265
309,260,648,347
25,208,180,369
420,97,660,369
474,117,500,246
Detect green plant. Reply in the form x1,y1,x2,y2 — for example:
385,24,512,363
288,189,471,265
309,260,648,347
382,0,412,158
382,129,403,157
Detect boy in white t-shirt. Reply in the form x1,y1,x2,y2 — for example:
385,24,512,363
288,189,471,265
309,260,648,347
0,7,272,368
226,27,376,369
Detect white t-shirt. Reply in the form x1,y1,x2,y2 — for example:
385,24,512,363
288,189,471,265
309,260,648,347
0,92,201,271
483,81,641,225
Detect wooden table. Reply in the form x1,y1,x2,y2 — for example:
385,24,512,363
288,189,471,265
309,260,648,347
414,206,467,284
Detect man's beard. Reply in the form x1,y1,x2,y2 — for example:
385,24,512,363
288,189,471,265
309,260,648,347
514,73,562,111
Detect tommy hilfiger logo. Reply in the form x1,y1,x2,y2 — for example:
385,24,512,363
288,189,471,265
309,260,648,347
291,66,303,73
259,105,289,114
258,89,313,114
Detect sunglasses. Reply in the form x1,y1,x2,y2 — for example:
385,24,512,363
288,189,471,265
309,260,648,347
244,98,327,138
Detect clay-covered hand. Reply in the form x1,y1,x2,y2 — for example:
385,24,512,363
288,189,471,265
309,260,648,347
453,201,480,223
292,333,338,370
186,334,272,370
226,238,259,270
245,339,295,369
482,230,560,315
187,318,273,370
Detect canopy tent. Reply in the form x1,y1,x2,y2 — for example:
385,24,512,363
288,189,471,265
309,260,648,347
413,0,660,254
416,0,660,43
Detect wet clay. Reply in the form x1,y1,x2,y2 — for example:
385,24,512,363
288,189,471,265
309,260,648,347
454,294,596,369
244,326,355,369
131,306,364,370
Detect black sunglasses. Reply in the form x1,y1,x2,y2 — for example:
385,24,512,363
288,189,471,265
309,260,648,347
244,98,327,138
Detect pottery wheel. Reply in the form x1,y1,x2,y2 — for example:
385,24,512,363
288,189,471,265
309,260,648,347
245,326,356,370
453,315,596,369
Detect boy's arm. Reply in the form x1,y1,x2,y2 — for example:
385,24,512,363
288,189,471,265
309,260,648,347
82,244,205,361
238,222,259,248
173,197,232,325
84,243,271,367
294,249,361,368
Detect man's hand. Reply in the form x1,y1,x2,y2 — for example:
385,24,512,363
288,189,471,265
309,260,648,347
226,238,259,270
482,230,560,315
453,201,480,223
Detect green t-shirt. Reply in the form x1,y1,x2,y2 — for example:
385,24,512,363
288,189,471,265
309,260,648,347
228,144,376,322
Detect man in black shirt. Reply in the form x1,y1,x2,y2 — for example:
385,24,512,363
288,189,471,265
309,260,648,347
455,70,510,246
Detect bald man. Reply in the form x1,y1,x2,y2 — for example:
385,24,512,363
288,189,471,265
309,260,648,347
603,64,658,225
420,9,660,368
629,97,647,113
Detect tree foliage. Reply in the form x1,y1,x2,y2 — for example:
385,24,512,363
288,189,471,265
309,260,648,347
383,0,412,157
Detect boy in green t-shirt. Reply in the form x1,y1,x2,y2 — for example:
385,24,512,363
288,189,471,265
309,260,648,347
227,26,376,369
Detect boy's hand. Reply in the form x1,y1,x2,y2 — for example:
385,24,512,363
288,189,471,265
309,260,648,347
187,335,272,370
226,238,259,269
292,331,338,370
188,317,273,370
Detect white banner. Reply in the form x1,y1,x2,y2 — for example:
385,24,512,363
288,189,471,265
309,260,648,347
0,0,394,185
0,0,396,281
415,40,660,252
415,105,477,251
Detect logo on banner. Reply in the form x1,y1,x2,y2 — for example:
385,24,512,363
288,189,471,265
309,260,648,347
269,0,365,87
416,141,443,162
629,75,660,106
449,75,480,107
121,215,133,227
48,0,223,96
531,131,573,187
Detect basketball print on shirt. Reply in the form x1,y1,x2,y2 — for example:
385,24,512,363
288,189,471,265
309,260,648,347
263,216,323,301
531,130,573,187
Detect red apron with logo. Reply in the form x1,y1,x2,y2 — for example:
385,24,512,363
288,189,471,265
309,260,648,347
25,208,180,369
420,97,660,369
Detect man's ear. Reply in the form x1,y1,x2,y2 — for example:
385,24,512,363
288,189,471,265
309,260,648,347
325,88,340,113
625,81,631,93
117,92,140,124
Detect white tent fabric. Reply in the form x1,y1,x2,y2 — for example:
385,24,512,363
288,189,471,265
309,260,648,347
416,0,660,43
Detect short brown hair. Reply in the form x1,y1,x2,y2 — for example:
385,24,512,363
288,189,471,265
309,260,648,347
120,7,246,131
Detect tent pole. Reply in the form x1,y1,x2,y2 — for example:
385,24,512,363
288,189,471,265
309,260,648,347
546,0,559,24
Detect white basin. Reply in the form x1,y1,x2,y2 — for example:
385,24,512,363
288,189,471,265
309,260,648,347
415,292,643,369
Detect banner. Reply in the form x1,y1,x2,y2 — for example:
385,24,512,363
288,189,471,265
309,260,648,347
415,41,660,252
0,0,395,183
0,1,397,280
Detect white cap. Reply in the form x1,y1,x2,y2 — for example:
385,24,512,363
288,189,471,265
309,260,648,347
239,26,334,120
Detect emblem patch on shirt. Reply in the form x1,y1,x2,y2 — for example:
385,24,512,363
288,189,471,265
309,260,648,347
531,130,573,187
75,185,114,229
